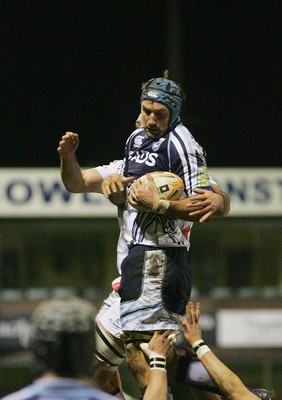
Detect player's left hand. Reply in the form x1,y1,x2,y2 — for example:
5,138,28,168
187,188,227,223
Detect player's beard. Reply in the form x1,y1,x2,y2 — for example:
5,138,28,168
144,127,164,140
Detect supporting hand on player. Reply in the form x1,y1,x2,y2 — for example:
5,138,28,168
102,174,134,205
140,331,179,359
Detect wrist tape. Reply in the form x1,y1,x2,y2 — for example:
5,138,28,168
192,340,211,359
196,345,211,359
153,199,170,214
192,340,205,352
149,355,167,371
140,343,167,371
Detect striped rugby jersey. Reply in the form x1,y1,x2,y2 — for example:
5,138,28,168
120,122,212,251
96,122,214,271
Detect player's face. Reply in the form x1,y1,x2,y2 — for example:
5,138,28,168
141,101,170,140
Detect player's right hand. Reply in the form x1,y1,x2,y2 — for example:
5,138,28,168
57,132,79,160
101,174,134,205
128,174,160,211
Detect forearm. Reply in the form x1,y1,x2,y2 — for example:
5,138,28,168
128,177,229,221
143,370,168,400
199,351,257,399
165,198,201,221
166,189,230,221
181,302,257,400
60,157,103,193
60,156,86,192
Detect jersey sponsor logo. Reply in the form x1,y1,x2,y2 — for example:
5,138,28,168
134,135,144,147
129,150,158,166
197,166,211,187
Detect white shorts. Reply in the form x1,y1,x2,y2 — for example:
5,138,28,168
96,289,121,338
94,287,125,368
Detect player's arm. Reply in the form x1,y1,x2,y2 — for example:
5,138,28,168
57,131,105,193
179,302,258,400
101,174,135,205
170,183,230,222
142,332,171,400
128,175,229,222
125,331,174,400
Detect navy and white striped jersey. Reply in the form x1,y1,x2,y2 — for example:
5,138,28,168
121,122,212,250
125,124,211,195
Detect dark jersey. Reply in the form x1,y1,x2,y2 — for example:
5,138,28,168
121,122,212,248
125,123,211,196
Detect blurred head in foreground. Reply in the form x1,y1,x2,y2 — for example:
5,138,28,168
30,296,97,379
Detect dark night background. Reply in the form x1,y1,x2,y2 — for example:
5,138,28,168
1,1,281,168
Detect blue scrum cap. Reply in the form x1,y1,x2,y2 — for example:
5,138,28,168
140,77,183,127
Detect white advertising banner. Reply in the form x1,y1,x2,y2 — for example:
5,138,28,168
210,167,282,217
216,309,282,348
0,168,117,218
0,167,281,218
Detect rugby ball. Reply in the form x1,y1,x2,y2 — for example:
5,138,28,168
128,171,184,210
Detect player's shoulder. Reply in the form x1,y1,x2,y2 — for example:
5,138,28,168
127,127,144,140
173,122,196,139
172,122,205,151
1,385,34,400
